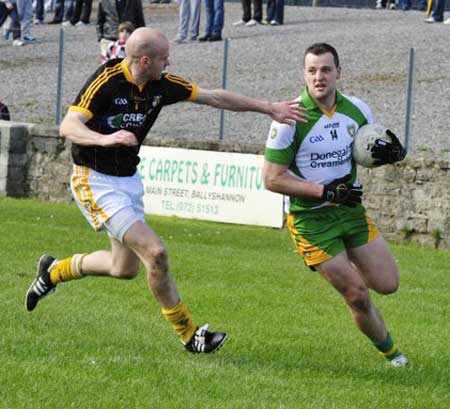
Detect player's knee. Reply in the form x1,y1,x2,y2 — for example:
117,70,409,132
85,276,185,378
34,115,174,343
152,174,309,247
377,279,399,295
151,244,168,264
110,266,138,279
373,272,399,295
146,244,169,276
345,286,370,312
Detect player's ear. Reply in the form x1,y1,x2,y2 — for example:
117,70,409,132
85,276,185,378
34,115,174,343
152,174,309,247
140,55,150,66
336,65,342,80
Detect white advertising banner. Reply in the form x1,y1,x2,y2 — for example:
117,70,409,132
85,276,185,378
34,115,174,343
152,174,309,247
138,146,284,228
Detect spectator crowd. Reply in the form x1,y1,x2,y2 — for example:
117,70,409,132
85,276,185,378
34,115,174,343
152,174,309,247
1,0,449,51
0,0,449,116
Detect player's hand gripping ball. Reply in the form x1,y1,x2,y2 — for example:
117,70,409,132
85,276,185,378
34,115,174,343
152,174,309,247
352,124,407,168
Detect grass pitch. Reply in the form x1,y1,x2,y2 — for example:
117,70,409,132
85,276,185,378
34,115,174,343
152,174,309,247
1,197,449,409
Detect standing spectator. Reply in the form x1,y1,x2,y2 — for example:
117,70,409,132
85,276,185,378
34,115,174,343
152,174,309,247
0,99,10,120
233,0,263,26
1,0,10,26
66,0,92,26
44,0,54,12
266,0,283,25
1,0,25,46
101,20,134,63
198,0,223,41
96,0,145,55
173,0,201,43
401,0,426,10
425,0,450,22
47,0,73,24
34,0,45,24
17,0,36,40
0,1,5,24
1,9,10,36
375,0,395,9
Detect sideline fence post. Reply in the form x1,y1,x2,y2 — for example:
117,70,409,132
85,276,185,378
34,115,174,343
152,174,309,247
56,27,65,126
219,38,229,140
404,47,415,152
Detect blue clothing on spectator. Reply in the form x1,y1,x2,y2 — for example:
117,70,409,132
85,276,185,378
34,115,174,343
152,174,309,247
401,0,427,10
35,0,45,22
0,0,22,40
203,0,223,36
431,0,445,20
17,0,33,37
177,0,201,40
266,0,284,24
51,0,73,22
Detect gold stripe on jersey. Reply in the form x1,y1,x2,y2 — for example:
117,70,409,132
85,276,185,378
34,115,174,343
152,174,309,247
286,214,332,266
72,165,109,229
320,104,337,118
121,59,139,85
77,63,123,111
120,59,149,91
78,63,123,110
165,73,198,101
121,59,132,81
71,166,100,229
189,84,199,101
79,62,123,108
69,105,94,120
165,73,192,87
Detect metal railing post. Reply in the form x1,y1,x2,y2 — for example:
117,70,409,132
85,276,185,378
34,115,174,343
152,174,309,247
219,38,229,140
55,27,65,125
404,47,415,152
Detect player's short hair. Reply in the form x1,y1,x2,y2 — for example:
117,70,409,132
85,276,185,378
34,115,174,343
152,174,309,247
118,21,135,34
304,43,340,68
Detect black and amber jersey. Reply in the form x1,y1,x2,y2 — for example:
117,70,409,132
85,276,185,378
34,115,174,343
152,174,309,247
69,58,199,176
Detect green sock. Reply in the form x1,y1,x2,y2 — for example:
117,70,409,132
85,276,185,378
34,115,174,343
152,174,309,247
373,333,402,361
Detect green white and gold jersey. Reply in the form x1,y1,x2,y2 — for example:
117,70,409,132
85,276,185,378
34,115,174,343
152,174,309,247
264,87,373,212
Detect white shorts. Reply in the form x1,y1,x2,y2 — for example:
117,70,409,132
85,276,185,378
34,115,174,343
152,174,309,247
70,165,145,242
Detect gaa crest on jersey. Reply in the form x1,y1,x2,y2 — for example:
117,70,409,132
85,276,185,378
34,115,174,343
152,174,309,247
132,96,146,110
347,124,357,138
151,94,162,108
270,127,278,139
114,97,128,106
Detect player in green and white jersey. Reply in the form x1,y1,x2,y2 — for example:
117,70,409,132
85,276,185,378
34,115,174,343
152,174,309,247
263,43,409,367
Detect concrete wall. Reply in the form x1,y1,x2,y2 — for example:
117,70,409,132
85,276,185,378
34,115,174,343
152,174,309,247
0,120,445,248
0,121,72,202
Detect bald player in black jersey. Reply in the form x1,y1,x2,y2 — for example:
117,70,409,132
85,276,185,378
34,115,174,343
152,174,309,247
25,27,308,354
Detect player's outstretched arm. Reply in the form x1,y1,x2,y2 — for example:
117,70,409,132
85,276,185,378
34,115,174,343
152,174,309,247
195,88,308,125
59,111,138,147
